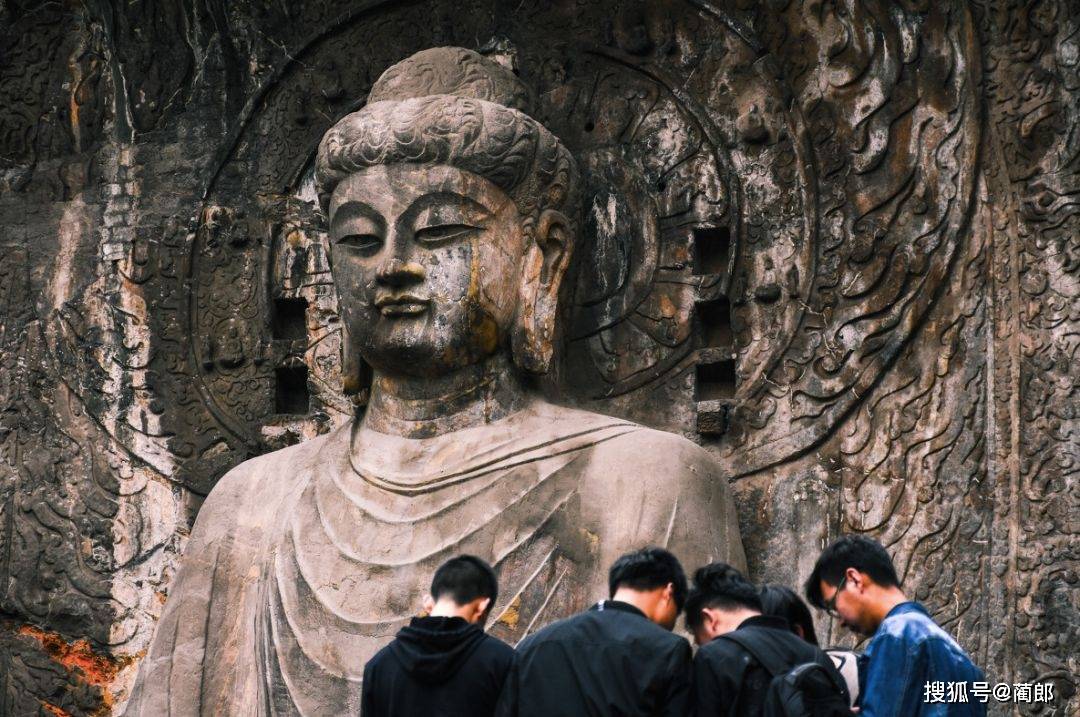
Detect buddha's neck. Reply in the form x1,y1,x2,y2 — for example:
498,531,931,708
362,354,531,438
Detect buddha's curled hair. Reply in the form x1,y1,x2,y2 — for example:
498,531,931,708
314,48,580,223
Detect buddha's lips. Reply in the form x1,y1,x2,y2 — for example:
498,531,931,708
375,295,430,316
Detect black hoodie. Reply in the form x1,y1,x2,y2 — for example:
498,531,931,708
361,616,514,717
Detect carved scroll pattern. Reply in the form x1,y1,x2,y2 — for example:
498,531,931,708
711,0,982,474
0,6,75,172
829,143,993,663
977,0,1080,711
0,271,122,717
0,3,212,713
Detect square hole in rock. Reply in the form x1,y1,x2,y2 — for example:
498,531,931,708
273,297,308,341
696,358,736,401
693,226,731,276
275,365,309,414
698,296,733,349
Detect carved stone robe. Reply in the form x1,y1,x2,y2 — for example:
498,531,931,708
124,401,744,715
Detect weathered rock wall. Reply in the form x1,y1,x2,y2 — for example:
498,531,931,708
0,1,1075,715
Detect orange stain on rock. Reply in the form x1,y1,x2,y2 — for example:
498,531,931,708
40,701,73,717
495,595,521,629
18,625,125,686
17,624,137,714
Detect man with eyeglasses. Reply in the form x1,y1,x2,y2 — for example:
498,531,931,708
805,536,986,716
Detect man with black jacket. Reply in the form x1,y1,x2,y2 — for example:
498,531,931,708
497,547,693,717
361,555,513,717
687,563,849,717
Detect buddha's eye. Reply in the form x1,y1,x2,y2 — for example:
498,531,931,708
414,223,481,245
411,200,489,245
331,211,383,255
336,233,383,254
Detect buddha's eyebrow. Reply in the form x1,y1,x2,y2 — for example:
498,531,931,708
330,200,384,233
400,191,493,225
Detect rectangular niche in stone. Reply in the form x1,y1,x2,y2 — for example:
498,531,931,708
697,295,733,350
273,297,308,341
696,355,736,402
690,223,737,435
692,225,731,277
275,364,310,414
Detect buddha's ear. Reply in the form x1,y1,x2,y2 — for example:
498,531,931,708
513,209,573,374
341,324,371,406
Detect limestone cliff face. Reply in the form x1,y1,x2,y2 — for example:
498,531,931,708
0,2,1076,715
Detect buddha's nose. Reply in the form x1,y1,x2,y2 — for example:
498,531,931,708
375,257,425,285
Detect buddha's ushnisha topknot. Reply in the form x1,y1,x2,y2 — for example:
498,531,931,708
367,47,533,114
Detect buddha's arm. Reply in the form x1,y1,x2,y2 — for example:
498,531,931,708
124,461,266,716
664,437,746,573
579,429,745,574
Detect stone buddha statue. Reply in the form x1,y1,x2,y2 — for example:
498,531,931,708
125,47,744,716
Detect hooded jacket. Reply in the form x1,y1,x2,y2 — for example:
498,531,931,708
361,616,514,717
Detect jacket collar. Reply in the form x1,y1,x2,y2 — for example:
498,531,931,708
736,614,791,631
591,600,648,619
884,601,929,620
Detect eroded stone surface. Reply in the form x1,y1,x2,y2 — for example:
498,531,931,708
0,2,1076,715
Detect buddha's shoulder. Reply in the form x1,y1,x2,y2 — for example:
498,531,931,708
534,402,718,475
590,424,717,473
564,412,730,514
201,425,348,512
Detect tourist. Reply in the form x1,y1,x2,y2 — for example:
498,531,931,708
805,535,986,716
688,563,850,716
497,547,692,716
761,583,862,708
361,555,513,717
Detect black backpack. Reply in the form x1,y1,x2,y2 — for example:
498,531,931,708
719,632,853,717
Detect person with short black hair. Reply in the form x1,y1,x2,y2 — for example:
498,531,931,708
688,564,850,717
606,547,689,628
497,547,692,716
361,555,513,717
806,535,986,716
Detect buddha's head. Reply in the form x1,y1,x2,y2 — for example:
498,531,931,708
315,47,580,388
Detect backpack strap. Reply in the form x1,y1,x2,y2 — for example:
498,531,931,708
717,630,791,678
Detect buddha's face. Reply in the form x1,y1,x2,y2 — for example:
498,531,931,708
328,164,527,377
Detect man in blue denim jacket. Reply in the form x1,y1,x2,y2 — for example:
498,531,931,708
805,536,986,716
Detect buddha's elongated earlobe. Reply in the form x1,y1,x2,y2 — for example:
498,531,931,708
341,325,371,405
512,209,573,374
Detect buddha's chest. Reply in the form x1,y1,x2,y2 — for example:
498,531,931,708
259,456,605,708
